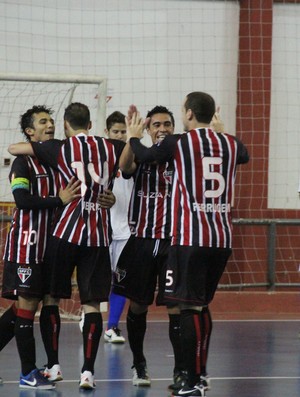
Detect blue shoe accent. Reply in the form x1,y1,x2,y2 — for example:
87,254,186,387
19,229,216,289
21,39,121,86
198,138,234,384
19,368,55,389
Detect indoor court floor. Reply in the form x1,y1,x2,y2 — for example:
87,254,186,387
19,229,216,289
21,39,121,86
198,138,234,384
0,317,299,397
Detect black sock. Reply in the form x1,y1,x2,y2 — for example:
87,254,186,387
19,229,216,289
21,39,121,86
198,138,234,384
200,306,212,376
39,305,61,368
15,309,36,375
126,308,147,366
180,309,202,387
81,312,102,374
0,303,17,351
168,313,184,373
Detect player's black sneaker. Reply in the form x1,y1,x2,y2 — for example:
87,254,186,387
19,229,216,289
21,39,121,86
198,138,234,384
168,370,188,391
172,382,206,397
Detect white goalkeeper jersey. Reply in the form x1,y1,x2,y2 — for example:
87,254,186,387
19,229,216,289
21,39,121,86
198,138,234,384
110,170,133,240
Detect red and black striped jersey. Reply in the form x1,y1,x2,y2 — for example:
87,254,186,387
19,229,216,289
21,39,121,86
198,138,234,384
3,155,61,264
128,161,173,239
31,134,124,246
130,128,249,248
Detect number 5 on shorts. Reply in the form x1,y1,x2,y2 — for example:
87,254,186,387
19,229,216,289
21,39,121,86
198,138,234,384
165,269,173,287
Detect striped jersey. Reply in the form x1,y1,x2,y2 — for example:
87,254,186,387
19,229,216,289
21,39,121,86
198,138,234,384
128,161,173,239
31,134,124,246
3,155,60,264
130,128,249,248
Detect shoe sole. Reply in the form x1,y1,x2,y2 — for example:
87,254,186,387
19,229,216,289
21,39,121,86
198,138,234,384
47,376,63,382
108,340,126,344
19,385,55,390
104,338,126,343
79,384,95,390
132,381,151,387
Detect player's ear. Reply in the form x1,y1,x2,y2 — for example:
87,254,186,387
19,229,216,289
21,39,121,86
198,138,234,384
25,127,34,138
146,121,151,135
88,121,92,130
186,108,193,120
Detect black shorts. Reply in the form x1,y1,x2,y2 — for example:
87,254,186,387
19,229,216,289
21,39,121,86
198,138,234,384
112,235,170,306
164,246,232,306
44,236,112,304
2,260,46,300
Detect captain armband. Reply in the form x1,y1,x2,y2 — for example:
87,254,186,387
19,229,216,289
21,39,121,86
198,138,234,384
11,177,30,192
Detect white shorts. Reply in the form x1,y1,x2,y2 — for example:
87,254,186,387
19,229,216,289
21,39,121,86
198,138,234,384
109,239,129,271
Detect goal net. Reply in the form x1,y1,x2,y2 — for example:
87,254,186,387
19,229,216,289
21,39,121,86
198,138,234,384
0,73,107,318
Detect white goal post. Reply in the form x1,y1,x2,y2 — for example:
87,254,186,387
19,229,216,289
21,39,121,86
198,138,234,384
0,72,108,134
0,72,108,202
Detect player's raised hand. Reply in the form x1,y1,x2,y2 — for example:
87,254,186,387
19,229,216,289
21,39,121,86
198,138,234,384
125,111,145,140
210,106,225,133
127,104,138,125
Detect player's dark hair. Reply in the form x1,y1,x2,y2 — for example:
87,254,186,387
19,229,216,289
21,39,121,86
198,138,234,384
106,111,126,130
20,105,53,142
146,105,175,127
185,92,215,124
64,102,90,130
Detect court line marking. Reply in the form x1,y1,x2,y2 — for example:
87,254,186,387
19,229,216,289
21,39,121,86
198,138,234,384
4,376,300,385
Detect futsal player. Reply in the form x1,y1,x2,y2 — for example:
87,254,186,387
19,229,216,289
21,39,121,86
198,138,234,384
113,105,185,390
79,110,133,344
103,111,134,343
8,102,125,390
1,105,80,389
122,92,249,397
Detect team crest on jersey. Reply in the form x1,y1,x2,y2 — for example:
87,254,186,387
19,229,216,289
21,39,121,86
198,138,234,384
163,170,172,184
115,267,126,282
17,267,32,283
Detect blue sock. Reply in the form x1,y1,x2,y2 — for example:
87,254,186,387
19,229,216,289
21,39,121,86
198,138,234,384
107,292,126,329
